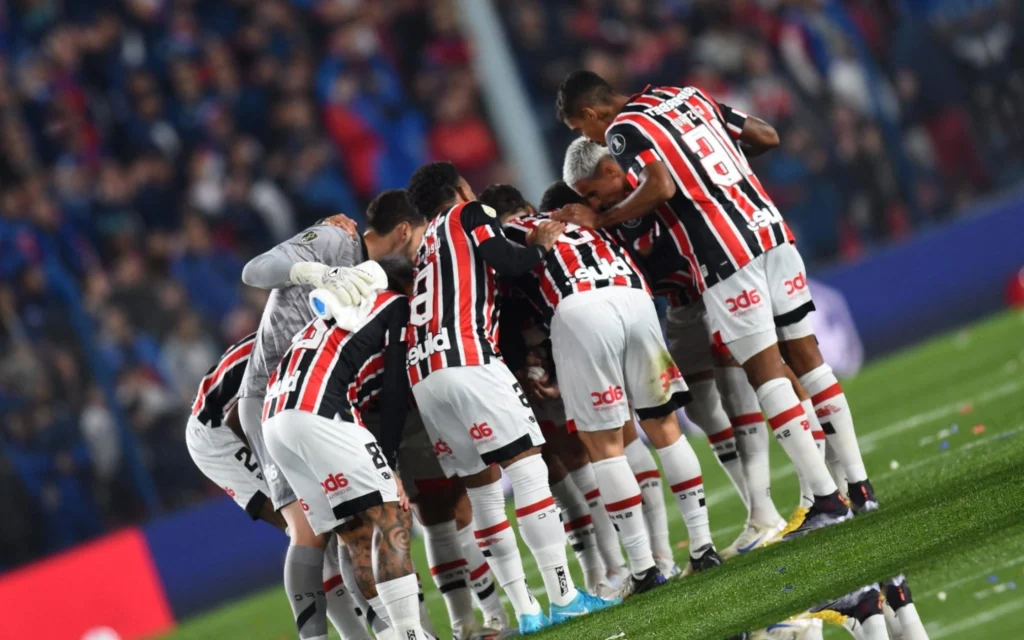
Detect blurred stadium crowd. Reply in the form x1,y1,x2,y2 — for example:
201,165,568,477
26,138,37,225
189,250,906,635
0,0,1020,570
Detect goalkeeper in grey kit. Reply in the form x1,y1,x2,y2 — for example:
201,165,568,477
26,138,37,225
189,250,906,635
238,193,427,640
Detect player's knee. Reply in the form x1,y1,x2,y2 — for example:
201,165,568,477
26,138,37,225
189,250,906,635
578,429,625,461
638,413,681,449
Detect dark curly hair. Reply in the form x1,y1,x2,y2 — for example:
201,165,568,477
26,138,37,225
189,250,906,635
539,181,584,212
406,161,461,219
478,183,530,221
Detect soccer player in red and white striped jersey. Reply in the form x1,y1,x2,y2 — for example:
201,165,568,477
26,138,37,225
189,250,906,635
186,332,283,523
484,181,718,589
262,256,431,640
555,71,865,539
405,162,617,632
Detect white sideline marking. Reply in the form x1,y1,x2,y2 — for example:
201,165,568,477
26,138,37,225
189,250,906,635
928,597,1024,638
921,554,1024,599
861,380,1022,447
701,384,1023,508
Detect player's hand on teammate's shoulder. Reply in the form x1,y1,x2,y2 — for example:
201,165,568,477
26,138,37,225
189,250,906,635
394,475,410,512
321,213,359,239
552,203,599,229
527,220,565,252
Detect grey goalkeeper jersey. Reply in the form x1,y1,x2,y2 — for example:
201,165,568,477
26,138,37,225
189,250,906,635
239,224,365,398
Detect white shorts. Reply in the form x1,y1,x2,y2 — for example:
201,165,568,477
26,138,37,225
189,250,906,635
703,243,816,363
238,396,296,510
185,416,270,519
665,301,715,376
532,397,568,433
413,362,544,478
364,410,448,502
551,287,689,432
263,410,399,535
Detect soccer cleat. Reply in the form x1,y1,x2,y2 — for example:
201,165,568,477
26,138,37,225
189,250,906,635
621,566,667,598
721,519,787,559
516,612,551,635
654,554,682,579
483,610,511,637
804,584,883,632
847,480,879,513
776,493,853,541
453,619,503,640
751,618,824,640
549,589,621,624
681,543,723,576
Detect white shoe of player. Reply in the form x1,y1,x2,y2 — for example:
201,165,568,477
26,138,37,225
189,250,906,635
453,619,502,640
752,618,824,640
722,519,787,559
654,554,682,580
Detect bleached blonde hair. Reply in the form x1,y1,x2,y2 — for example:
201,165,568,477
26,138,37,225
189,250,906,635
562,137,612,188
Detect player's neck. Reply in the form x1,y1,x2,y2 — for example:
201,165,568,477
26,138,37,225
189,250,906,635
364,233,389,262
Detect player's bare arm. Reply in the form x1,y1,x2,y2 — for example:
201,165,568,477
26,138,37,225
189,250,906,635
737,116,780,157
555,161,675,230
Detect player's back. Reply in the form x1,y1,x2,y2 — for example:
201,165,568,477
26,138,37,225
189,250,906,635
503,212,647,319
407,201,501,384
264,291,408,423
611,214,698,309
241,224,364,398
191,332,256,427
608,85,792,291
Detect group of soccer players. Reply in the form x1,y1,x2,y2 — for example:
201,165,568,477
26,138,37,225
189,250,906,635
184,70,930,640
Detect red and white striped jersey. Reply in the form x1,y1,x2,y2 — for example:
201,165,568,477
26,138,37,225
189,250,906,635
263,292,409,426
607,85,794,292
407,201,504,384
191,333,255,428
610,214,698,309
502,212,648,321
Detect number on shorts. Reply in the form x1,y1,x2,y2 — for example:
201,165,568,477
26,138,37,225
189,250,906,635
364,442,388,470
234,446,259,473
410,268,434,326
512,382,530,408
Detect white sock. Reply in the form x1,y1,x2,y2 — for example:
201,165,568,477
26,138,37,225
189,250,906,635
366,595,392,634
376,575,424,639
895,603,927,640
455,523,506,622
800,364,868,483
656,437,713,551
859,614,890,640
416,576,436,637
422,521,475,629
324,538,372,640
591,456,654,577
796,399,826,509
715,366,781,524
465,480,541,618
825,440,848,498
569,464,626,574
757,379,838,497
687,379,749,509
623,439,673,562
505,456,579,607
550,476,605,592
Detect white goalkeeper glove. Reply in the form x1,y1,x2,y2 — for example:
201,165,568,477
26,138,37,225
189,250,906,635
289,261,385,306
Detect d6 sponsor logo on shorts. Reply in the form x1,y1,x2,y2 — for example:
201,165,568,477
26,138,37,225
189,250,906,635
725,289,762,314
784,272,807,296
321,472,349,494
469,422,494,441
434,439,453,456
659,363,683,392
591,385,625,409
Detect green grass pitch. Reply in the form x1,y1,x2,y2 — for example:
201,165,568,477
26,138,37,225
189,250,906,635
165,310,1024,639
